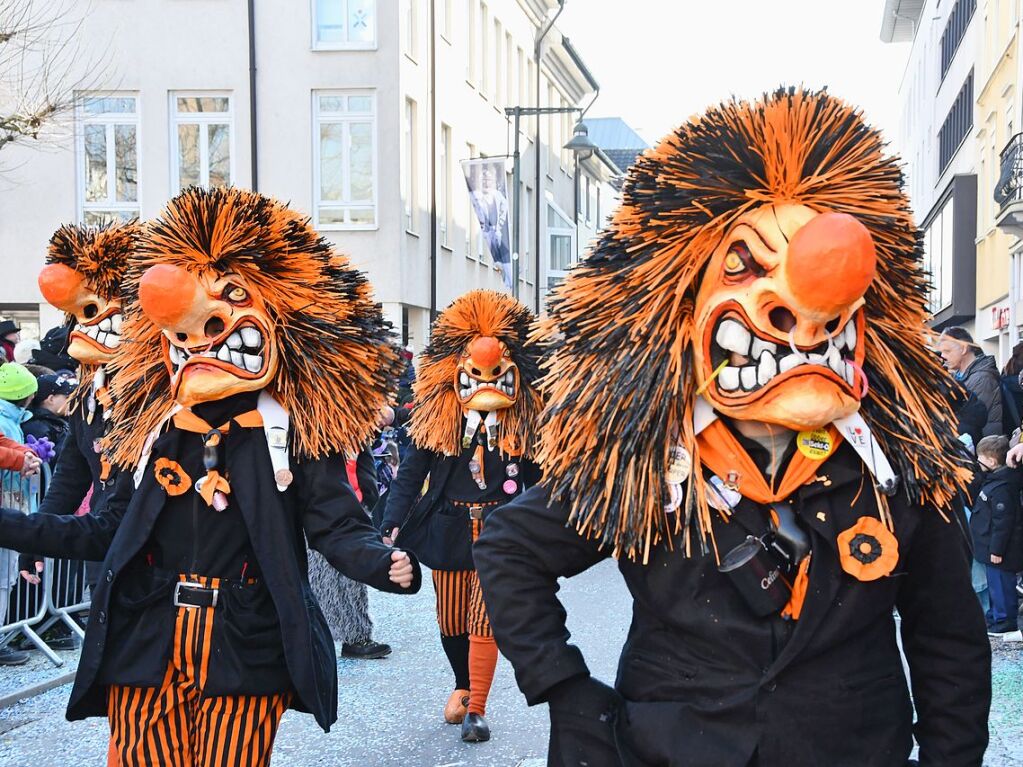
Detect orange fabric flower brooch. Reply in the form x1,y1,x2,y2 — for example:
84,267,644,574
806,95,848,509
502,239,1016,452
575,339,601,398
154,458,192,496
836,516,898,581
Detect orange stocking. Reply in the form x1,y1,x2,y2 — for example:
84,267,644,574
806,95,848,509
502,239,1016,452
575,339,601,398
467,634,498,716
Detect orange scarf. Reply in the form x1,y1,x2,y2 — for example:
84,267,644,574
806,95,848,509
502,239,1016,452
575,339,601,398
696,420,841,505
697,420,841,621
172,409,263,507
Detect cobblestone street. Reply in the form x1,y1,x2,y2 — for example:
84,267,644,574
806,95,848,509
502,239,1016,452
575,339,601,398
1,560,1021,766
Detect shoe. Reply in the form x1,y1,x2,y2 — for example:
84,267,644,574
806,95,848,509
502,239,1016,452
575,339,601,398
47,635,80,651
1002,629,1023,642
460,712,490,743
340,639,392,659
987,621,1019,636
0,647,29,665
444,689,470,724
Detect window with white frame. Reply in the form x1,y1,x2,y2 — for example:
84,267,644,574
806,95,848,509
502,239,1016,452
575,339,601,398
493,18,503,107
171,94,232,193
466,0,476,83
403,98,418,232
546,82,556,174
465,142,475,257
480,3,489,95
313,0,376,49
438,0,451,40
506,33,514,111
527,60,535,134
77,94,139,225
440,124,452,247
547,201,574,293
584,176,592,224
403,0,417,59
523,184,533,278
314,91,377,228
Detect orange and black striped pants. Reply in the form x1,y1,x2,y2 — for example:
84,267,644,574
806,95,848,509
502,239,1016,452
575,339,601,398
432,517,492,638
107,575,291,767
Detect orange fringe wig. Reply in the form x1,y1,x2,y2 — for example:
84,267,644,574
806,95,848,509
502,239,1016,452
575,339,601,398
536,87,973,562
410,290,543,458
108,187,401,466
46,221,141,408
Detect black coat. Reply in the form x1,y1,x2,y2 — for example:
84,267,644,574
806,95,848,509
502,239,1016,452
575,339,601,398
961,355,1003,437
475,443,991,767
970,466,1023,572
0,424,421,731
23,408,70,460
36,406,109,516
381,441,540,570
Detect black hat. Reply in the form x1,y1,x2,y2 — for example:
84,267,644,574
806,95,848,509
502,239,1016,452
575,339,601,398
0,319,20,337
40,325,69,355
35,373,76,401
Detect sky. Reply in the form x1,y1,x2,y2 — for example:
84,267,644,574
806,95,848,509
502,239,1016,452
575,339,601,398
558,0,913,150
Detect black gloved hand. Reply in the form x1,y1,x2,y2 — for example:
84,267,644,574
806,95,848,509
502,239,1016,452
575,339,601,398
545,675,624,767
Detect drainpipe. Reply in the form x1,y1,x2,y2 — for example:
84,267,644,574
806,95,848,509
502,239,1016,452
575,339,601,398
247,0,258,191
534,0,565,313
429,0,437,321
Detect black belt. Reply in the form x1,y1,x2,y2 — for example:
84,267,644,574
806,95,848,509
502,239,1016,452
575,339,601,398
173,581,218,608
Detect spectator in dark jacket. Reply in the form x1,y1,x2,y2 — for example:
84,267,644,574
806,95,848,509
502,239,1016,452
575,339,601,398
971,435,1023,635
951,382,988,452
23,374,74,461
939,327,1003,436
0,319,20,364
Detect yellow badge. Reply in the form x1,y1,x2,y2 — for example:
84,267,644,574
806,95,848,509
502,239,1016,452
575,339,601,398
796,429,833,460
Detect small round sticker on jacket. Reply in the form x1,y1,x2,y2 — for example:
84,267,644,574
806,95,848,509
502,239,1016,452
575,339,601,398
796,429,833,460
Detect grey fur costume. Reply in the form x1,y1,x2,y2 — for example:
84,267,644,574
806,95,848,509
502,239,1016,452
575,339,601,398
307,548,374,644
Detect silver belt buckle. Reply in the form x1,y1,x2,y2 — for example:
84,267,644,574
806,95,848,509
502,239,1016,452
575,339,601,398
468,505,484,520
174,581,218,608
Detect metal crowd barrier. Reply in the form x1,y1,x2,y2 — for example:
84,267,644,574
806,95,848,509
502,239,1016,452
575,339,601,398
0,464,92,667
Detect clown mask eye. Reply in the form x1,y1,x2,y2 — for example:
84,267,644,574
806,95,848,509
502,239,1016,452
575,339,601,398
224,285,249,304
723,241,765,280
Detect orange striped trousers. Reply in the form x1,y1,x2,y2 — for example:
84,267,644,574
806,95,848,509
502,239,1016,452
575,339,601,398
106,575,291,767
432,517,492,638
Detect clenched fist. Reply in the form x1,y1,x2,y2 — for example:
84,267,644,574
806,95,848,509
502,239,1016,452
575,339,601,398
388,549,414,588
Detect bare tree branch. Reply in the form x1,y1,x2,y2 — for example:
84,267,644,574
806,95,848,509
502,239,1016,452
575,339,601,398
0,0,110,154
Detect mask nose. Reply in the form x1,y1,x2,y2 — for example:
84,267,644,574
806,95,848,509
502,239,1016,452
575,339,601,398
784,212,877,321
138,264,206,338
468,336,503,374
38,263,88,313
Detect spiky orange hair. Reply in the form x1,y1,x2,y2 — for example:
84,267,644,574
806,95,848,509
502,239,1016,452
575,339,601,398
411,290,542,457
537,88,973,561
109,187,400,465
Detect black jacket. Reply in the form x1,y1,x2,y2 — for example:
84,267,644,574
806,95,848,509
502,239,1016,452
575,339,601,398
961,355,1003,437
475,442,991,767
970,466,1023,572
37,406,109,517
952,388,987,450
23,408,70,460
381,441,540,570
0,423,421,731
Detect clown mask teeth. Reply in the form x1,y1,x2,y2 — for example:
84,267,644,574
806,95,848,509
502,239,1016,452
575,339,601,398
74,311,124,352
712,313,859,396
167,324,266,378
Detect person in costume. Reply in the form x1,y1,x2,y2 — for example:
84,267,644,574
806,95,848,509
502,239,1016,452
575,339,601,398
474,89,991,766
0,187,420,767
381,289,543,743
17,223,139,594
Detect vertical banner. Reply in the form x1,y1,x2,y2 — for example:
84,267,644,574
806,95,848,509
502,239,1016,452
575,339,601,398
462,158,512,290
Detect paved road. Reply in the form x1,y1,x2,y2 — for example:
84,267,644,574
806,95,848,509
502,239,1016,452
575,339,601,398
1,560,1021,766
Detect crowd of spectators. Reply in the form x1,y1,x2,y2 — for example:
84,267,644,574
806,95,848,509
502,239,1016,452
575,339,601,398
0,319,79,665
938,327,1023,638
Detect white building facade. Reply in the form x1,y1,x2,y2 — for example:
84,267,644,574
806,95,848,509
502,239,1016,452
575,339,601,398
0,0,614,350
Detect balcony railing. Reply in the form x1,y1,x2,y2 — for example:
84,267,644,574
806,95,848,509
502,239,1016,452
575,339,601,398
996,132,1023,211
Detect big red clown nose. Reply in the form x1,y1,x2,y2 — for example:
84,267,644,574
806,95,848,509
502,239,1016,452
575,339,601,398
138,264,201,329
38,263,85,311
784,212,877,320
468,336,503,369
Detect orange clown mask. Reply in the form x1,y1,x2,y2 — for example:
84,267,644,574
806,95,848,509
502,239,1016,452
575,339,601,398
694,203,877,431
455,335,519,412
138,264,278,407
38,223,138,366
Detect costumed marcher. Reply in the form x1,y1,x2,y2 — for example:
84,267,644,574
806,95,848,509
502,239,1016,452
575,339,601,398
381,290,543,743
0,187,420,767
307,446,394,659
475,88,992,767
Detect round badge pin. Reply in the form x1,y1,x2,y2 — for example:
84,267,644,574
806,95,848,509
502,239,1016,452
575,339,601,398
275,468,294,488
502,479,518,495
796,429,834,460
665,445,691,485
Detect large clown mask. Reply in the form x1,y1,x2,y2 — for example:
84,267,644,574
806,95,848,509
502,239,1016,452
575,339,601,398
456,335,518,413
38,263,123,365
693,203,877,431
137,264,278,407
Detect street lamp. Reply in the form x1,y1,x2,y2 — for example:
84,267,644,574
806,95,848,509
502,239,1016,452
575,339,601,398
505,107,599,301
